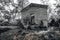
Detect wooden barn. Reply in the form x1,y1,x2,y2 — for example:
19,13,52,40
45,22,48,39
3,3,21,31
21,3,48,26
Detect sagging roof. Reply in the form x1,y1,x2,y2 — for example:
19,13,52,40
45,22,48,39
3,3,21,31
21,3,48,12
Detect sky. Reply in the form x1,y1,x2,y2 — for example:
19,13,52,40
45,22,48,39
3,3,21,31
29,0,41,4
29,0,58,5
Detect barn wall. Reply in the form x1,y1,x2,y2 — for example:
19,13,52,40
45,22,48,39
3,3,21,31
21,7,48,26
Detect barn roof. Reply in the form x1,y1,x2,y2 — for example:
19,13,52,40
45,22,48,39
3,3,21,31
21,3,48,12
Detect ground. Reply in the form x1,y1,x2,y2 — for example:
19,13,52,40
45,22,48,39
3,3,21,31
0,26,60,40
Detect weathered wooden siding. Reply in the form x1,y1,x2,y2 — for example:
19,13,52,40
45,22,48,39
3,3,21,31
21,6,48,26
22,7,47,23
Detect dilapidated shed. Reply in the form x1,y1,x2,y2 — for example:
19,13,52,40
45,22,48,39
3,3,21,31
21,3,48,26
